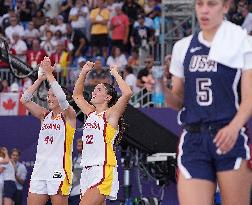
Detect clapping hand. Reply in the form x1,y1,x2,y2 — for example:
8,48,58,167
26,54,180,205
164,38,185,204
40,57,54,76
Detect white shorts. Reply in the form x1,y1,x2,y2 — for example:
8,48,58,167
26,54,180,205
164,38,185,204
80,165,119,200
29,179,71,196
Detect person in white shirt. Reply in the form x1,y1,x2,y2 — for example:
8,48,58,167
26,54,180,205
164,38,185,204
39,17,56,41
43,0,61,19
23,21,40,47
10,33,28,62
10,149,27,205
106,47,127,74
5,16,24,42
68,139,83,205
124,66,140,94
1,147,17,205
40,30,57,56
69,0,89,37
54,15,67,36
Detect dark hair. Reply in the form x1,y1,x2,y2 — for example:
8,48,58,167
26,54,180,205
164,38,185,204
11,148,20,156
125,66,133,74
103,83,126,148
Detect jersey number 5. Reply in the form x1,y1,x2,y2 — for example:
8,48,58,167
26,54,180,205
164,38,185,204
196,78,213,106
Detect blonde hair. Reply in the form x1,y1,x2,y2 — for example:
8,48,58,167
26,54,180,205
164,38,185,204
0,148,5,158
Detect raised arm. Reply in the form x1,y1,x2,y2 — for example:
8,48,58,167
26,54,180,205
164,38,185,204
41,57,76,128
20,69,48,120
72,61,96,115
106,65,133,127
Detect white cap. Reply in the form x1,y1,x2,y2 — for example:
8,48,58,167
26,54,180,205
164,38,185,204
10,82,19,92
78,57,86,64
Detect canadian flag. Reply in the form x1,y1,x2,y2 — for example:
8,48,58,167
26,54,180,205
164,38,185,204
0,92,27,116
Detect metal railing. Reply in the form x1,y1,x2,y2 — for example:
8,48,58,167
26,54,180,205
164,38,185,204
0,68,166,108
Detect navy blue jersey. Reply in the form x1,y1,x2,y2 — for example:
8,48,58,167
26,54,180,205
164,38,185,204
180,33,241,124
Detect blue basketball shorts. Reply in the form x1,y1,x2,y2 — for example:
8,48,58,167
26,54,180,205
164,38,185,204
177,127,250,182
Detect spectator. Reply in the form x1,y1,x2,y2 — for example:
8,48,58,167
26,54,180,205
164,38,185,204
89,0,110,57
66,24,88,58
0,147,10,205
110,3,130,51
22,77,32,91
69,0,89,38
60,0,73,23
71,56,87,83
241,3,252,33
127,47,139,67
136,56,154,105
50,41,71,79
0,39,16,68
68,139,83,205
10,148,27,205
124,65,140,94
107,0,117,19
53,30,65,45
1,147,17,205
133,12,154,29
10,32,27,62
0,8,16,30
136,56,154,89
43,0,61,19
29,1,38,18
23,21,40,49
0,0,9,16
87,57,112,86
32,10,46,29
40,30,57,56
163,54,172,89
130,14,153,63
122,0,144,24
17,0,32,29
54,15,67,36
144,0,157,17
1,80,10,93
39,17,56,41
26,38,47,69
106,47,127,74
10,82,20,93
130,14,153,49
5,16,24,42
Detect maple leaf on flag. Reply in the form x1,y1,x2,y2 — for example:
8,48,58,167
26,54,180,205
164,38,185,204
3,98,16,110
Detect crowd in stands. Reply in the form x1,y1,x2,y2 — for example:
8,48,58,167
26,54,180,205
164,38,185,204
0,0,251,105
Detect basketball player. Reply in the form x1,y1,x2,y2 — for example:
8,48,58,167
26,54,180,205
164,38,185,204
72,62,132,205
20,57,76,205
159,0,252,205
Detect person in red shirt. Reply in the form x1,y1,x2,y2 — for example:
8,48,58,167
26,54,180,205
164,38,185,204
26,38,47,70
110,3,129,51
